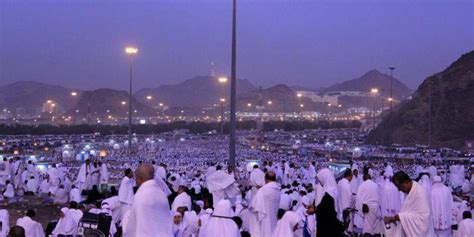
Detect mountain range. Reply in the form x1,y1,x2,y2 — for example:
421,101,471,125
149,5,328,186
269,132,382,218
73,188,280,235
134,76,256,108
0,69,411,117
0,81,78,115
368,51,474,148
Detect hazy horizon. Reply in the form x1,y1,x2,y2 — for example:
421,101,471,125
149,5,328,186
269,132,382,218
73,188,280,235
1,0,473,91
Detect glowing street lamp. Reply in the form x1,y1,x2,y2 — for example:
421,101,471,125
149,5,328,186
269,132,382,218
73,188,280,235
297,93,302,98
146,95,152,100
125,47,138,55
71,92,78,97
121,101,127,105
219,98,226,134
125,46,138,153
267,101,273,105
300,104,304,108
370,88,379,130
218,77,228,84
247,103,252,107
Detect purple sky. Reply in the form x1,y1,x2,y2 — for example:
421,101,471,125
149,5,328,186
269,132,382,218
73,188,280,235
0,0,473,91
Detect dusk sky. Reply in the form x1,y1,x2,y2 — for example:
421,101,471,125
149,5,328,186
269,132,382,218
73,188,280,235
0,0,473,91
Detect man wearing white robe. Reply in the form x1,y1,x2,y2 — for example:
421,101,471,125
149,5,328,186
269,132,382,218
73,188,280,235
99,161,109,185
76,159,92,191
16,210,44,237
53,185,69,204
249,165,265,200
52,208,78,237
12,158,23,189
118,168,135,225
384,171,434,237
249,171,281,237
355,173,382,236
338,169,354,212
206,165,240,206
338,169,354,232
380,173,402,217
430,176,453,237
69,185,82,203
198,199,240,237
350,167,363,195
123,164,172,237
26,176,39,194
456,211,474,237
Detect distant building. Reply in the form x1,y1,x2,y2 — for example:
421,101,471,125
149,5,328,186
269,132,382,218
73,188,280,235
465,140,474,154
297,91,339,105
209,61,216,77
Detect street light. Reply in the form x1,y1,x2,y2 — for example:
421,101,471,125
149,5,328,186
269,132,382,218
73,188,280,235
125,47,138,54
370,88,379,130
71,92,78,97
218,77,228,84
146,95,152,100
217,76,228,135
220,98,226,134
267,101,272,105
300,104,304,108
125,46,138,153
247,103,252,107
297,93,302,98
389,67,395,114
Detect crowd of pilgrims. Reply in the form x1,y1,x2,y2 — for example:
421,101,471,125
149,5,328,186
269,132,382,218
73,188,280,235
0,142,473,237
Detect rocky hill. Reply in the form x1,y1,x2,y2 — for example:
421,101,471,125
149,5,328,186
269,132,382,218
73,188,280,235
64,89,155,119
368,51,474,148
134,76,256,108
0,81,78,115
325,69,412,99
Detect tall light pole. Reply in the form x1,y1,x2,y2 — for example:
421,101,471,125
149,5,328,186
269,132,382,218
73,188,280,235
218,77,228,135
220,98,226,134
388,67,395,114
71,91,78,125
371,88,378,130
229,0,237,171
125,46,138,153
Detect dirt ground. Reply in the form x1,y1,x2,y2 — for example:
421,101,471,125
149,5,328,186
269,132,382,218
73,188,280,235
0,195,61,228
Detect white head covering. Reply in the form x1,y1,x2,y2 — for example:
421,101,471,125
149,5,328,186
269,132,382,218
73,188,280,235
433,176,442,183
52,208,77,236
271,211,301,237
316,168,338,199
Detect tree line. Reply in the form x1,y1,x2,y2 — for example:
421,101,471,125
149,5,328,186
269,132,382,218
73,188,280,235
0,120,361,135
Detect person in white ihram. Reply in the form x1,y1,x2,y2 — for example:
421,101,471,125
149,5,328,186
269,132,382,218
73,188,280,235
384,171,434,237
123,164,172,237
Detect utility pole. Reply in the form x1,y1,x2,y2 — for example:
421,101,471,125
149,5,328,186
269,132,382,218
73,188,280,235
389,67,395,113
228,0,237,171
